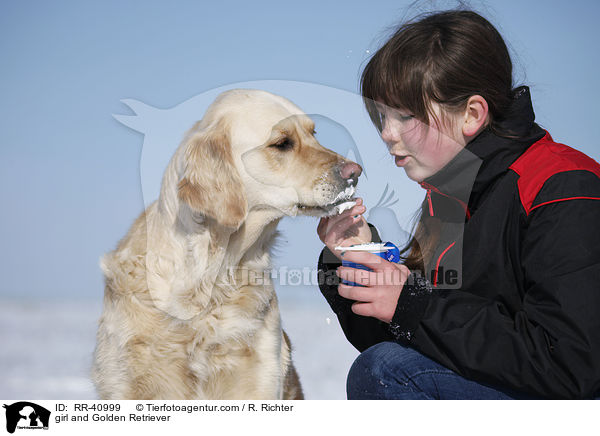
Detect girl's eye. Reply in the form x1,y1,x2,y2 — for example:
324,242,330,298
399,115,414,121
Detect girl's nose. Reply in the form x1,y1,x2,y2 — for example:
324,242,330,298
381,124,399,149
381,119,399,145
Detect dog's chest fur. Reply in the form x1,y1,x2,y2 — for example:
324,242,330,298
95,230,286,400
139,260,283,399
183,276,284,399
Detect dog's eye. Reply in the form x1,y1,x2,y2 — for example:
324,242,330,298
270,138,294,151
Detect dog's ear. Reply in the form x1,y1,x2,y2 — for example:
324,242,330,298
177,120,247,229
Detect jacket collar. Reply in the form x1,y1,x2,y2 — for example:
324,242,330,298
420,86,546,214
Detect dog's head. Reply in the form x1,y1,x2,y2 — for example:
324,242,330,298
176,89,361,229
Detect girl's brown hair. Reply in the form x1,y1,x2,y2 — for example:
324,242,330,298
361,10,516,271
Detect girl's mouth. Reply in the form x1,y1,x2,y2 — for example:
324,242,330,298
395,155,410,166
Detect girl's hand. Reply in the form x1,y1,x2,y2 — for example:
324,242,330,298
317,198,372,260
335,251,410,323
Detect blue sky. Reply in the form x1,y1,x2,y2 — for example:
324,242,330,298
1,0,599,300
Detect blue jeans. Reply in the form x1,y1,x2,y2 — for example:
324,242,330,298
347,341,534,400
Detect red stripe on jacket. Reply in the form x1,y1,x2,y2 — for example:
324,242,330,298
508,132,600,215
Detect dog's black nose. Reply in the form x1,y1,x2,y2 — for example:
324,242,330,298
340,161,362,185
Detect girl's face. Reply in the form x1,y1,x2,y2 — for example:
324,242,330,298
377,102,465,182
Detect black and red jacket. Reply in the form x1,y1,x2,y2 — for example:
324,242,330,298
317,87,600,399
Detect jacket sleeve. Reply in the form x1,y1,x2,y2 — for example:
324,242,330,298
317,224,396,352
390,173,600,398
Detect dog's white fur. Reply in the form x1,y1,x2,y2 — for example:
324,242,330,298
92,89,358,399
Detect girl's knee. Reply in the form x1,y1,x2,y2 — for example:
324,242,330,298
350,342,428,375
346,341,451,399
346,341,416,399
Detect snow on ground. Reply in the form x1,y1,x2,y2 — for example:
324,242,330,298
0,290,358,400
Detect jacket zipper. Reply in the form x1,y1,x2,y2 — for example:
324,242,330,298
426,189,434,216
420,181,471,219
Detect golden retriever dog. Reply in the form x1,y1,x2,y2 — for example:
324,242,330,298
92,89,361,400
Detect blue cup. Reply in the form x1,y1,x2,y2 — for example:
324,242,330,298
339,242,400,286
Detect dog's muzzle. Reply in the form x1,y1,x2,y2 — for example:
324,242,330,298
296,160,362,217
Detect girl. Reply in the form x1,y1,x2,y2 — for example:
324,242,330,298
317,10,600,399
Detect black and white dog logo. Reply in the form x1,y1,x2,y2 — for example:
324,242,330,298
3,402,50,434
